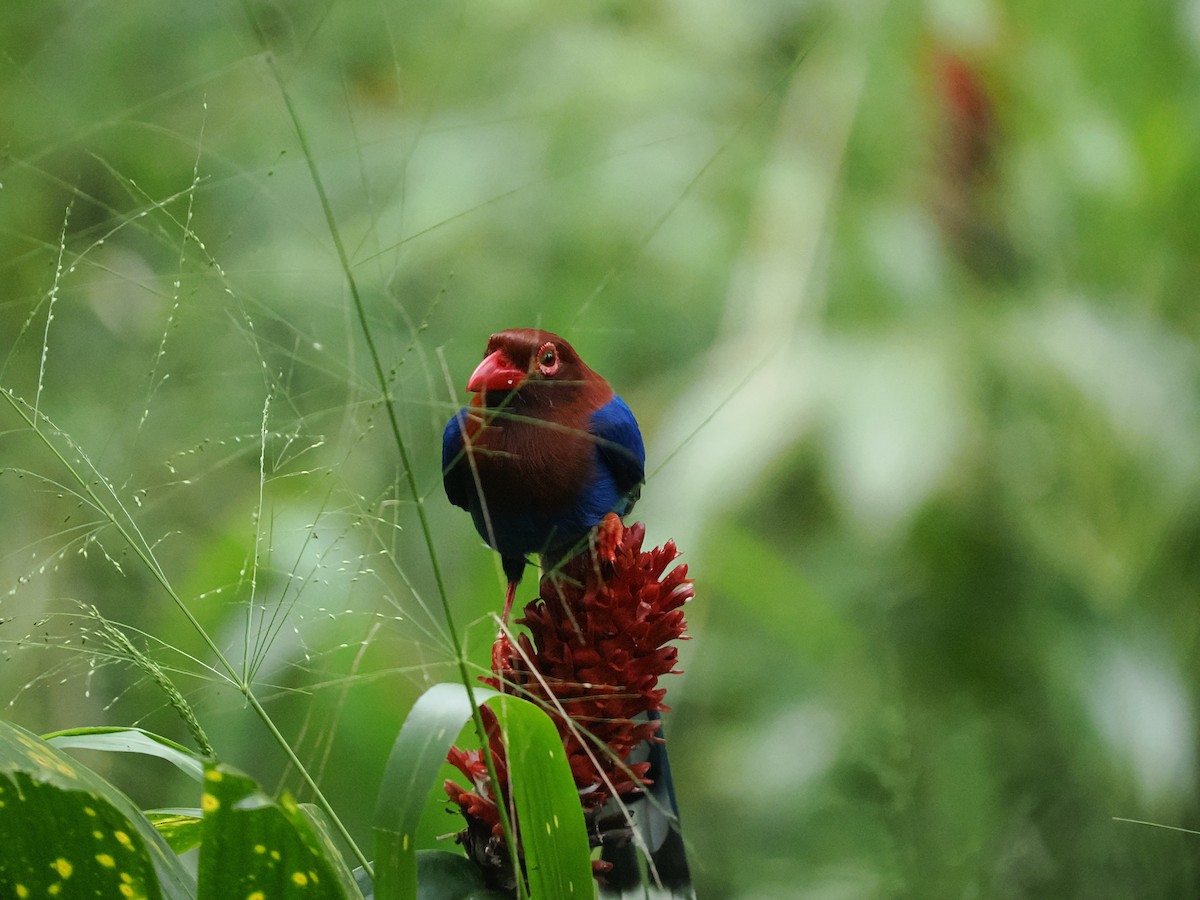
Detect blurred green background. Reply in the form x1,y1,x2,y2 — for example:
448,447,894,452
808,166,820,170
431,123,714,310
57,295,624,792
3,0,1200,896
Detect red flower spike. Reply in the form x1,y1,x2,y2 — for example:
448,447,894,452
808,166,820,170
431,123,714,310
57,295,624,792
443,518,692,886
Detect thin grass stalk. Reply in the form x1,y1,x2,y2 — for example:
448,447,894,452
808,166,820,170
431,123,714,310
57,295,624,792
0,388,371,873
245,23,524,893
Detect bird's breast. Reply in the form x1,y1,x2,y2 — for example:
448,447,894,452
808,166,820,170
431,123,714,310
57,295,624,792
464,408,594,513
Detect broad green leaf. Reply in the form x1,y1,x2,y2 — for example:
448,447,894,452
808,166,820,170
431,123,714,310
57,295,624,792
373,682,594,900
373,682,497,900
0,718,196,899
490,691,595,900
197,761,363,900
45,726,207,781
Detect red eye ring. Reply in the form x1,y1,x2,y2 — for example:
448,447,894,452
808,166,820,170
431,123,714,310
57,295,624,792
536,342,559,377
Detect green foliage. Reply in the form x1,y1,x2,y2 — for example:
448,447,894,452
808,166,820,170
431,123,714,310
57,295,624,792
0,719,192,899
374,683,593,900
409,852,509,900
196,762,362,900
147,812,205,856
3,0,1200,896
1,692,595,898
45,727,207,781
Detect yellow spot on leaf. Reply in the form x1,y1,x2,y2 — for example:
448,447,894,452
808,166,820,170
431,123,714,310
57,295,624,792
291,871,309,886
202,793,219,813
402,834,410,851
15,885,28,898
115,831,133,849
51,859,73,878
248,893,265,900
119,884,135,898
544,822,552,835
309,870,319,883
205,769,223,782
270,850,281,860
96,854,116,868
48,885,61,896
84,806,97,817
254,844,266,854
92,830,104,840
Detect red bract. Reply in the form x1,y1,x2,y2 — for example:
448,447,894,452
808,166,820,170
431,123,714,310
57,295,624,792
443,518,691,884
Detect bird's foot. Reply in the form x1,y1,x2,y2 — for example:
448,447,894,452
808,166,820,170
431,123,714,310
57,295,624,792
594,512,624,565
491,631,516,689
501,579,518,623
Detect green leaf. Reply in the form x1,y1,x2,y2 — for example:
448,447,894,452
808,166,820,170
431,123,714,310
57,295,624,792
353,852,511,900
373,683,594,900
45,726,208,781
0,718,196,899
197,761,363,900
416,850,511,899
490,691,595,900
373,682,495,900
148,811,204,855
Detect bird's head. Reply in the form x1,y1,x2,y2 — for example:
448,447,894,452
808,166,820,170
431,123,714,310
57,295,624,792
466,328,594,407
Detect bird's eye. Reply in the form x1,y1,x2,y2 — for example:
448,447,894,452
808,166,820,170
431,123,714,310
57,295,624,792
537,342,559,377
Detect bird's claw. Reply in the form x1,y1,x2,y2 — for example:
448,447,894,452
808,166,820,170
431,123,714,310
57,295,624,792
594,512,624,565
491,631,516,689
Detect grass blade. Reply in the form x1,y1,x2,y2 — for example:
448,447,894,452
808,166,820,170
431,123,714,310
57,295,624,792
45,726,207,782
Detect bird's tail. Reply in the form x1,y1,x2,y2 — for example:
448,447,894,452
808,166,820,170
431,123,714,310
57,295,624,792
599,711,694,899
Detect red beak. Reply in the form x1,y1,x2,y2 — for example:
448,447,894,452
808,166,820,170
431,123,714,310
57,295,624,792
467,350,525,393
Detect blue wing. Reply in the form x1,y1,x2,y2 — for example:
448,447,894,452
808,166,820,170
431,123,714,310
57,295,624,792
590,395,645,511
442,409,471,511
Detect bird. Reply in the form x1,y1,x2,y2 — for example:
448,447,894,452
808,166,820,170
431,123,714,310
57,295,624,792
442,328,646,623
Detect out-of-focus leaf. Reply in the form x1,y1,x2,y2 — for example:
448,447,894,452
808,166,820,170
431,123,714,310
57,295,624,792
416,850,511,899
374,683,499,900
353,852,511,900
0,718,195,899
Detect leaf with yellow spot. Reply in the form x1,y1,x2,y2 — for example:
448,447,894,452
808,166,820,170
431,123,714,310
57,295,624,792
196,761,362,900
0,719,194,899
147,810,204,855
